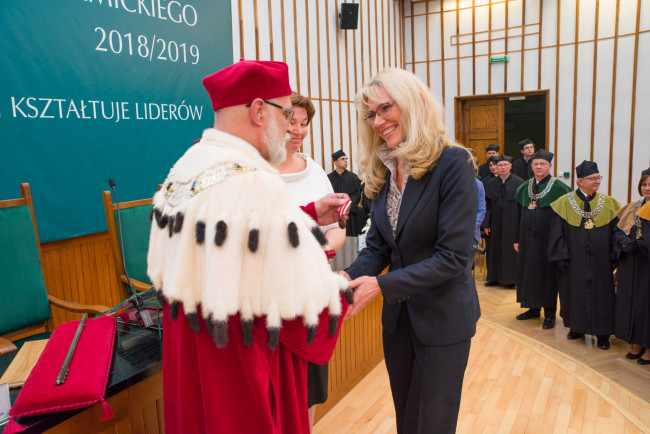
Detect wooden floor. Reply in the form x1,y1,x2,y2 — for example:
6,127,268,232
314,277,650,433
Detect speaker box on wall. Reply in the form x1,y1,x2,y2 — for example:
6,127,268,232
339,3,359,30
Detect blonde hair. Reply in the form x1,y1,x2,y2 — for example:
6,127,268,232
354,68,474,198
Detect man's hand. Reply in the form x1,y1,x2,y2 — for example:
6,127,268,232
314,193,351,226
513,243,519,252
344,276,381,319
484,228,491,236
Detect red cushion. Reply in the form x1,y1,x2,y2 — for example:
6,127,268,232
6,316,116,432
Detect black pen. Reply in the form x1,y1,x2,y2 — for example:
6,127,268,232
55,313,88,386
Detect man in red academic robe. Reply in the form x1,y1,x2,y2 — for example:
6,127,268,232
147,60,351,434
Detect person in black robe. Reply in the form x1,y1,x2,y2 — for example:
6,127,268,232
328,150,362,270
478,144,500,180
548,160,621,350
327,150,362,235
482,155,524,287
513,150,571,329
613,168,650,364
636,200,650,365
512,138,535,181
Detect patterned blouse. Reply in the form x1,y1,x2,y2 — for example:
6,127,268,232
376,144,410,237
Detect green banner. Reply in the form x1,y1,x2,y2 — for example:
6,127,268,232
1,0,232,242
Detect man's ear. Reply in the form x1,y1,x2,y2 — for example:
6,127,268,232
249,98,265,125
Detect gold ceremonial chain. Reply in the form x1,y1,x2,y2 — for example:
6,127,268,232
163,162,257,208
567,192,605,230
527,177,556,210
633,200,643,239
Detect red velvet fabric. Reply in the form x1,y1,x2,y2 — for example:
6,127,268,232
163,298,348,434
6,316,117,432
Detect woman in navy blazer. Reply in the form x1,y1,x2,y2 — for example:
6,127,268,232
343,68,480,433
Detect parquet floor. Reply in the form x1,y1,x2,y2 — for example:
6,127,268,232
314,276,650,433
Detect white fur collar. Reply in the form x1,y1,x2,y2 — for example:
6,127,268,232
147,130,351,350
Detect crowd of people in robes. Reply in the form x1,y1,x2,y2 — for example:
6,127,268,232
477,140,650,364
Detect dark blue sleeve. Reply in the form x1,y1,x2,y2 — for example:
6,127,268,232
346,202,392,279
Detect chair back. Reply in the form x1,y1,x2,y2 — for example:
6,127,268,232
0,184,51,337
102,192,153,289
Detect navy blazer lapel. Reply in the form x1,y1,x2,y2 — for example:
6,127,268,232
395,169,432,238
373,172,397,247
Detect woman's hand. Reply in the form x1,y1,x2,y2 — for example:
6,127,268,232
344,276,381,319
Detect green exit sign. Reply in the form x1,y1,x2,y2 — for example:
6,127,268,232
490,55,509,63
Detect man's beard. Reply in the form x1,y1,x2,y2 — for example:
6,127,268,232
264,116,288,164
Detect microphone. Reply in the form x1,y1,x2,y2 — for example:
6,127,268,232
108,178,154,328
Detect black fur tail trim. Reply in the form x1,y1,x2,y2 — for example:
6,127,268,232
174,212,184,233
155,289,166,306
159,214,169,229
248,229,259,252
241,319,254,346
215,220,228,246
267,327,280,350
168,215,175,237
210,319,229,348
306,325,317,344
169,301,180,320
185,312,200,332
155,209,166,228
329,315,339,337
195,221,206,244
311,226,327,246
343,287,355,305
288,222,300,248
149,208,154,221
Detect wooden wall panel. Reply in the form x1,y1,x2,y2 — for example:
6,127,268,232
316,294,384,420
234,0,404,173
45,371,163,434
404,0,650,202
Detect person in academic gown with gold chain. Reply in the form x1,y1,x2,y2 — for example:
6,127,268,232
513,150,571,329
548,160,621,350
613,168,650,364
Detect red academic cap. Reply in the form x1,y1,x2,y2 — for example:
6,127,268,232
203,59,292,111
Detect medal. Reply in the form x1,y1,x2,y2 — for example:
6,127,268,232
567,192,605,231
633,201,643,239
526,177,556,210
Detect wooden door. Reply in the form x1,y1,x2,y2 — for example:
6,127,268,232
456,98,504,165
